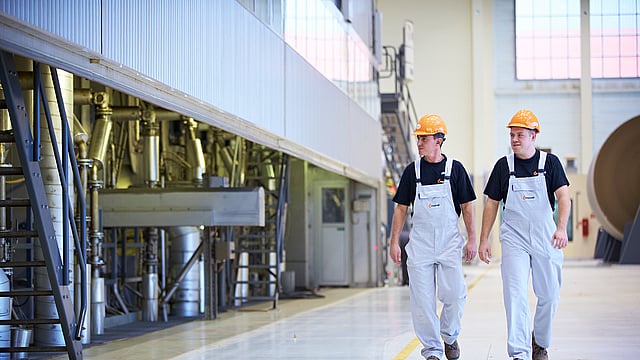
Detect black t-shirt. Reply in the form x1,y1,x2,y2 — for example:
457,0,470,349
392,155,476,216
483,149,570,210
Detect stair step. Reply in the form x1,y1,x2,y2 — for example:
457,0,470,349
0,260,46,267
0,290,54,297
244,175,278,180
0,346,69,353
234,295,277,301
0,130,15,143
235,249,276,254
0,199,31,207
0,167,23,176
236,234,269,239
236,264,277,269
234,280,276,285
0,318,61,325
0,230,38,238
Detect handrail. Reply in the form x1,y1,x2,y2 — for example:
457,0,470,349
35,64,88,340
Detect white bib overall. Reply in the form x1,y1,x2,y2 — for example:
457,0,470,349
500,151,563,358
407,157,466,359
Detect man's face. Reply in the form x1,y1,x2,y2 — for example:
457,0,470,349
509,127,536,155
416,135,439,156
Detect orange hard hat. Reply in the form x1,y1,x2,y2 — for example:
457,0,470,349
414,114,448,136
507,109,540,133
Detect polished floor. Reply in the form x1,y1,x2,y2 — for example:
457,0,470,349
77,258,640,359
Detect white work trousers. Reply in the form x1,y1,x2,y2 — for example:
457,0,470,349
500,152,563,359
407,158,466,360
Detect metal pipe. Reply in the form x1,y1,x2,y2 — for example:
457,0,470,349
184,117,206,186
89,164,104,335
88,92,113,168
142,227,159,321
142,110,159,187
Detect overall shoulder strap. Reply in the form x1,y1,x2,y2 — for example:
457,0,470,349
506,154,515,176
444,157,454,180
537,150,547,176
414,157,422,183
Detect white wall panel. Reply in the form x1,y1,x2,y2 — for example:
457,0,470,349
348,100,383,178
0,0,101,51
285,47,380,181
0,0,381,185
102,0,286,137
285,47,350,162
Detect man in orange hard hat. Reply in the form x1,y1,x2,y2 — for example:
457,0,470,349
390,114,477,360
478,109,570,360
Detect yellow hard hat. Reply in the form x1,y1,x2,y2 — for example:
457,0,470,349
507,109,540,133
414,114,448,136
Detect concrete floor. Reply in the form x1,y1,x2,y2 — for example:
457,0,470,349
76,258,640,359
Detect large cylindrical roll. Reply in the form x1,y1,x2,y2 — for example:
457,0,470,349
587,115,640,240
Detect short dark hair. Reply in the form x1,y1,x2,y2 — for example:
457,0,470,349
433,133,446,146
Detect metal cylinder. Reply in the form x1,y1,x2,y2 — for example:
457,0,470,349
142,111,160,186
587,115,640,240
141,273,158,322
186,138,206,184
90,277,105,335
34,64,75,347
87,114,113,167
143,133,159,185
168,227,201,317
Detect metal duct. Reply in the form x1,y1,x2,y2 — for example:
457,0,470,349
185,118,206,185
587,115,640,240
33,64,75,347
168,227,201,317
87,92,113,167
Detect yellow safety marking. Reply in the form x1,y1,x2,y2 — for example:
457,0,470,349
392,263,495,360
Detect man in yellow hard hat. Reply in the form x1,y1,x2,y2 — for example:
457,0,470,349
478,109,570,360
390,114,477,360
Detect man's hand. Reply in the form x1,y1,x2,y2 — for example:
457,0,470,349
464,240,477,262
389,241,402,265
478,240,492,264
552,229,569,249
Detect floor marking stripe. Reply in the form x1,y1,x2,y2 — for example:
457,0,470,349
392,263,495,360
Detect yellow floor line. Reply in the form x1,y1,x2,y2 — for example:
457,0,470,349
392,263,495,360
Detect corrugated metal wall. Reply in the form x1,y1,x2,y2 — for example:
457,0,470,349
102,0,287,138
0,0,102,52
0,0,381,184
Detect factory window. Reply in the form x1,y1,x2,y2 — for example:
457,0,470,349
515,0,640,79
237,0,284,34
322,188,345,223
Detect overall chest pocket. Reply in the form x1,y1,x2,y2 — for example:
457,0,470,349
511,178,540,201
417,185,448,201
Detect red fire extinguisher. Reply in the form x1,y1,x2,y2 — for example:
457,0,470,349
582,218,589,237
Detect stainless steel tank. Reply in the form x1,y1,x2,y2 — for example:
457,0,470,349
587,115,640,240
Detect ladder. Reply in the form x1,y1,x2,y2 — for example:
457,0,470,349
379,45,418,187
232,146,289,309
0,51,84,359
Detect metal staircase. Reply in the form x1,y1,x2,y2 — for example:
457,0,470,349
232,145,289,309
0,51,85,359
379,45,418,187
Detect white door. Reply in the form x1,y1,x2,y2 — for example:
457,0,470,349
315,184,350,286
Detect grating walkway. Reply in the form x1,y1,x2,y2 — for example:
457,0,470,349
64,258,639,359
